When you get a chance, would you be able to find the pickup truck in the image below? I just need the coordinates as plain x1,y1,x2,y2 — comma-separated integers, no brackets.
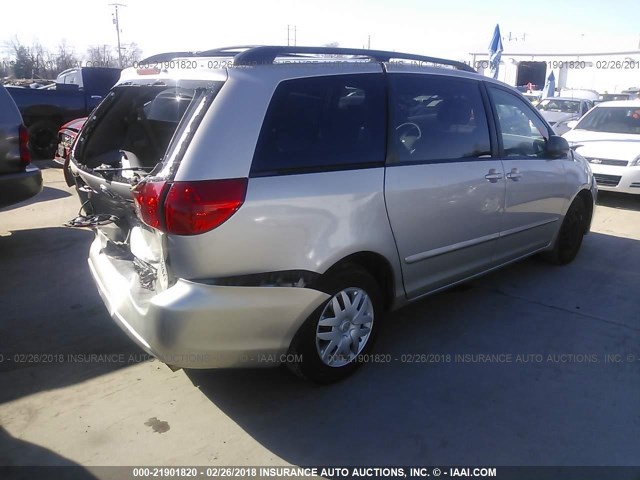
6,67,120,158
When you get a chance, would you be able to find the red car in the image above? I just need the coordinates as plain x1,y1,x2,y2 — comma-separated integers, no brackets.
55,117,86,186
54,117,86,166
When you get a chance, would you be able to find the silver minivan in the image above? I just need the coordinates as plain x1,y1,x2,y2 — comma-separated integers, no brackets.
68,46,596,383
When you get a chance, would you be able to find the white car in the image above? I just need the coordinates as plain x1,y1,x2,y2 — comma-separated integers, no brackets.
563,100,640,194
537,97,593,135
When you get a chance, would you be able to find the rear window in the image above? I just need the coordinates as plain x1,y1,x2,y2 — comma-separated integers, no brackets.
251,73,386,175
75,82,223,170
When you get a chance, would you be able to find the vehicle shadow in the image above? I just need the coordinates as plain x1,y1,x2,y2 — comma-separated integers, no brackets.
32,159,62,170
0,427,97,479
596,191,640,212
185,232,640,466
0,187,72,213
0,227,143,404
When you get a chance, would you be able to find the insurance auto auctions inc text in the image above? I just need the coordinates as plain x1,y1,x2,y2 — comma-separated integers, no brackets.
257,467,497,477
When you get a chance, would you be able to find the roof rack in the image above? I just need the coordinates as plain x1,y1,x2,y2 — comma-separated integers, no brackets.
233,46,476,72
141,51,200,64
140,46,259,64
139,46,475,73
199,45,262,56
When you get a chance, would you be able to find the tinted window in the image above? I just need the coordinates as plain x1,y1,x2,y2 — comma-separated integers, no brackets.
489,87,550,158
388,74,491,163
251,74,385,175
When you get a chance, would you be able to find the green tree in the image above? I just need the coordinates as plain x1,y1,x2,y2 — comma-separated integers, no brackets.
13,45,34,78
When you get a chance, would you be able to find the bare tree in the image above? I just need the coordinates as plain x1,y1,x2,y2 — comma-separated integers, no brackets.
3,36,24,58
13,49,35,78
3,36,126,81
86,45,118,67
120,43,142,68
3,36,32,78
31,41,58,79
55,40,80,73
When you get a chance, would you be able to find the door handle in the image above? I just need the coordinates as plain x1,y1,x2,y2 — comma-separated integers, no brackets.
506,169,522,181
484,169,503,183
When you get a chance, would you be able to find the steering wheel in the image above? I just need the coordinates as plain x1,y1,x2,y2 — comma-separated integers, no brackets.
396,122,422,153
137,107,163,160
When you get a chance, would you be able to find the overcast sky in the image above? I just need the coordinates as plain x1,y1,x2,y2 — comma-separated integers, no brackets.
2,0,639,60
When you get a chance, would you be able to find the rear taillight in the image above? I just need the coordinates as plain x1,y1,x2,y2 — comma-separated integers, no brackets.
132,178,247,235
132,181,167,229
19,125,30,167
164,178,247,235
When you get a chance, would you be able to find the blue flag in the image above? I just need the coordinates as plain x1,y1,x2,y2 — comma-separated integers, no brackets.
488,24,503,79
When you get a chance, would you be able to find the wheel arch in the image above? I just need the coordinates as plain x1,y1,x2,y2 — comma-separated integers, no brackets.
572,187,595,234
319,251,398,312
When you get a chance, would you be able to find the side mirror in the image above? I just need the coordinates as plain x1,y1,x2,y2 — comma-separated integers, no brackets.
546,135,570,158
566,120,578,130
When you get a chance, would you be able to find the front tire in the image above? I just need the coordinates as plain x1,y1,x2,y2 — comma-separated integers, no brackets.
545,196,587,265
287,265,383,384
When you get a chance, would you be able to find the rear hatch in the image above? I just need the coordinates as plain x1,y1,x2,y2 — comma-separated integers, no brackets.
69,78,224,291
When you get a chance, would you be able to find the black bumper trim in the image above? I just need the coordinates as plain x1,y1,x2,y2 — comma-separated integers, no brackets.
189,270,320,288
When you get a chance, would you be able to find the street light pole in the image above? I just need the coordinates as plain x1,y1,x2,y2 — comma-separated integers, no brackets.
110,3,126,68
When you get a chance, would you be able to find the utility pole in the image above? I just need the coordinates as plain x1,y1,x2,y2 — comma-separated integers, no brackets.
110,3,126,68
287,25,297,46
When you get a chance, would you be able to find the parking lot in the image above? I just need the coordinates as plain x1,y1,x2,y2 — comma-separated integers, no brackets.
0,161,639,468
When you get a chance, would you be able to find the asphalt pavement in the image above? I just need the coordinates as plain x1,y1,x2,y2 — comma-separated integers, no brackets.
0,161,638,470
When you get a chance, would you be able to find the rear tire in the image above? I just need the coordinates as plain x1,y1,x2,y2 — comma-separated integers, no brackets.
28,120,59,159
544,196,587,265
287,265,383,384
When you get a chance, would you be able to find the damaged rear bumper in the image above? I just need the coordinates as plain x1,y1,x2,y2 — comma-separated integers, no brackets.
87,236,329,368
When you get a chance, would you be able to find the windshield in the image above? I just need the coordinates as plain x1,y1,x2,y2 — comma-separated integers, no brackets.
537,99,581,113
600,94,630,102
576,107,640,134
